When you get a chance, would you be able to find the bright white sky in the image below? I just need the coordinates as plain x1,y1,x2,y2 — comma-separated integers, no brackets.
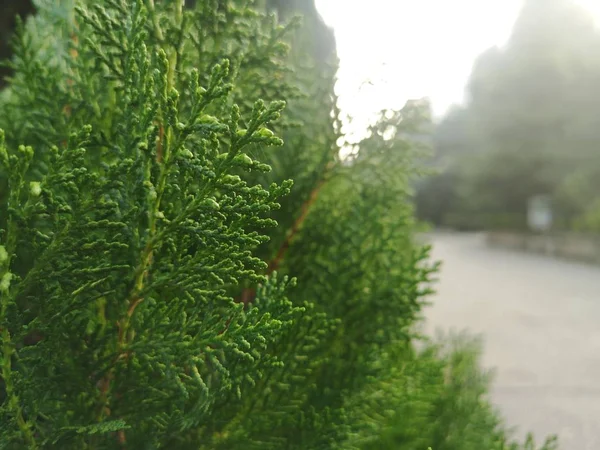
315,0,600,141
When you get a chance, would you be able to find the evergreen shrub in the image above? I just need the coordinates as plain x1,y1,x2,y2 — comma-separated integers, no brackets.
0,1,558,449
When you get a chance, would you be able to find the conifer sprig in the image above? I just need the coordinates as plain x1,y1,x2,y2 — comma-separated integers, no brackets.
0,1,297,447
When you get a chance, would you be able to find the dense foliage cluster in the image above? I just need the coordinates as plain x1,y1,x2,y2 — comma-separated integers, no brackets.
1,1,558,449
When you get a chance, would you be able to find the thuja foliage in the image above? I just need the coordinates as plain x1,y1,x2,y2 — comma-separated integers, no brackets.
1,0,558,449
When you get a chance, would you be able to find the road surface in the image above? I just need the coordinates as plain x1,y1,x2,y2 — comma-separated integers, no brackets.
423,232,600,450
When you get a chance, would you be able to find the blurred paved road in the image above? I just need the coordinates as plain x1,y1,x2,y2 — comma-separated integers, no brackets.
423,232,600,450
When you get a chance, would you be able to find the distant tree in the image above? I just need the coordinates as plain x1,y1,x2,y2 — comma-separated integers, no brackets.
416,0,600,231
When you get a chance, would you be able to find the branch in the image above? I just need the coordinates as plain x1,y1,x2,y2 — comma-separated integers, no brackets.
236,176,328,306
267,179,325,274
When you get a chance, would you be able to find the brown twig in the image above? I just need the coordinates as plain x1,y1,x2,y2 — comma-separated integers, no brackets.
239,287,256,306
236,178,327,305
267,179,326,274
96,106,164,446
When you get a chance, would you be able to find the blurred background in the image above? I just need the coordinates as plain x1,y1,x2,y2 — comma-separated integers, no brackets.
313,0,600,449
317,0,600,233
